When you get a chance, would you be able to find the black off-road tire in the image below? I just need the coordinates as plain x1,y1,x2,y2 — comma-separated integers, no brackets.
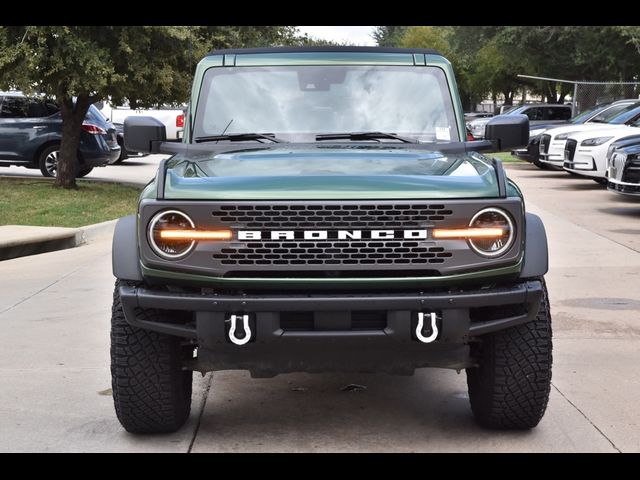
466,279,552,430
110,279,193,434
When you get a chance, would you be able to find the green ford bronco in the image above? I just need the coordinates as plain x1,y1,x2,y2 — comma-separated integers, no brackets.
112,47,551,433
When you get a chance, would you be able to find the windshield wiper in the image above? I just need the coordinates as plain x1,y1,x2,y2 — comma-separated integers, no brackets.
194,133,286,143
315,131,419,144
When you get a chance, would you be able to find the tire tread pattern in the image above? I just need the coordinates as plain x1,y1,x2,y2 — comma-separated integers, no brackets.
110,279,192,434
467,278,552,429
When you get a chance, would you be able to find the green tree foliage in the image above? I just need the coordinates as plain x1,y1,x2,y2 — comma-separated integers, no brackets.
0,26,298,189
372,26,408,47
618,26,640,55
387,26,640,111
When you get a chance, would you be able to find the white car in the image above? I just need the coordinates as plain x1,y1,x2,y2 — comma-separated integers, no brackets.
539,103,640,167
540,103,640,168
607,140,640,196
95,100,185,141
562,125,640,181
538,124,626,167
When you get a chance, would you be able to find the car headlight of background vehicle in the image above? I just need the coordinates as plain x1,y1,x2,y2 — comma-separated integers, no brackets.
529,128,546,137
581,136,613,147
555,132,575,141
467,208,515,257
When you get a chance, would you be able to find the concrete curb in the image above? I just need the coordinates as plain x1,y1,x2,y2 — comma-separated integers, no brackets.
0,218,119,261
81,219,119,243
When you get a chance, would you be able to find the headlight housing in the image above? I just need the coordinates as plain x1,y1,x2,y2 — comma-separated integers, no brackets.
555,132,574,141
529,128,546,137
148,210,196,259
581,136,614,147
467,208,515,257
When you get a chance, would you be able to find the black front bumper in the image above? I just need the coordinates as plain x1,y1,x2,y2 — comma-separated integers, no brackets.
608,181,640,196
511,137,541,162
119,280,543,376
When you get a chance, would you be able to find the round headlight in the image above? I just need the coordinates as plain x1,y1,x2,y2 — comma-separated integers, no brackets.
468,208,515,257
148,210,195,259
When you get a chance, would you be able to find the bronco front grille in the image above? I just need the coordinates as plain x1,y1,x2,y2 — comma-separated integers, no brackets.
139,198,525,279
211,203,453,229
213,240,453,266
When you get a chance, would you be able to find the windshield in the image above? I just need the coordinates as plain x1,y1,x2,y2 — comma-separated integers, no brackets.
193,65,460,143
503,105,520,114
605,104,640,124
569,103,610,124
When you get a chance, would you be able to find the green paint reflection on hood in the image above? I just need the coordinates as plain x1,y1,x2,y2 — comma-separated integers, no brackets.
163,146,500,200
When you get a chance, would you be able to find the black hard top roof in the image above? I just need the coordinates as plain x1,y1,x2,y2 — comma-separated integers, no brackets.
206,46,443,57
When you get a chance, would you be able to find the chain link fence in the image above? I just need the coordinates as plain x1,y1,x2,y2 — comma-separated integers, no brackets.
517,75,640,116
573,82,640,114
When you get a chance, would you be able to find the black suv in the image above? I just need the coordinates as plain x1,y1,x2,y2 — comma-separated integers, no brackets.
0,92,120,177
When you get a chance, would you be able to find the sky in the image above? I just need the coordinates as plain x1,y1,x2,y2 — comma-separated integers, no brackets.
296,26,377,46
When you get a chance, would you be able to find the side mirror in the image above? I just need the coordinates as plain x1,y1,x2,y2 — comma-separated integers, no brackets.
485,114,529,151
124,116,166,153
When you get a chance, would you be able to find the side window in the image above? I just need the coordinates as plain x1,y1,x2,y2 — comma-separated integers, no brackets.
546,107,572,120
26,98,49,118
0,96,53,118
0,96,30,118
524,107,543,121
44,101,60,116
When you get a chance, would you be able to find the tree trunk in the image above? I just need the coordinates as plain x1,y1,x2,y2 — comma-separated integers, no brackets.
546,81,558,103
55,94,91,189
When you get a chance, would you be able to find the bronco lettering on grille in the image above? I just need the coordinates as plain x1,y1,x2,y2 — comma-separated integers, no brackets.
238,230,429,240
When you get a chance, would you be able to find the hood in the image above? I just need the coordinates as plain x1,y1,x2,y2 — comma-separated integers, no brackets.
568,125,639,142
547,123,628,138
162,145,501,200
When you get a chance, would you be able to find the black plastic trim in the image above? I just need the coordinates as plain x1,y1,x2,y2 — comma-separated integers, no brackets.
112,215,143,282
520,213,549,279
119,280,543,340
493,158,508,197
206,46,442,57
155,158,167,200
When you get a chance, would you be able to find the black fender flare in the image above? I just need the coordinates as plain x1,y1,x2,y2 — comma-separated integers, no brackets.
520,212,549,279
112,215,143,282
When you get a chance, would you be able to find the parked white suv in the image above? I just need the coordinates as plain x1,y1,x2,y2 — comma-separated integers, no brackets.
563,124,640,182
95,100,185,141
539,103,640,168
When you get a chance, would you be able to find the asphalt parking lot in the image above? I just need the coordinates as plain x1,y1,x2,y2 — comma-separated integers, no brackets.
1,160,639,452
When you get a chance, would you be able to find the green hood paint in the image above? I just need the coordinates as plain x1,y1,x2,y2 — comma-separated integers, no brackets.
162,146,501,200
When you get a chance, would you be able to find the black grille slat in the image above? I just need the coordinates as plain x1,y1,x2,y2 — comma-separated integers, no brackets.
213,240,451,266
565,139,577,161
211,203,453,229
280,311,387,331
540,134,551,154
